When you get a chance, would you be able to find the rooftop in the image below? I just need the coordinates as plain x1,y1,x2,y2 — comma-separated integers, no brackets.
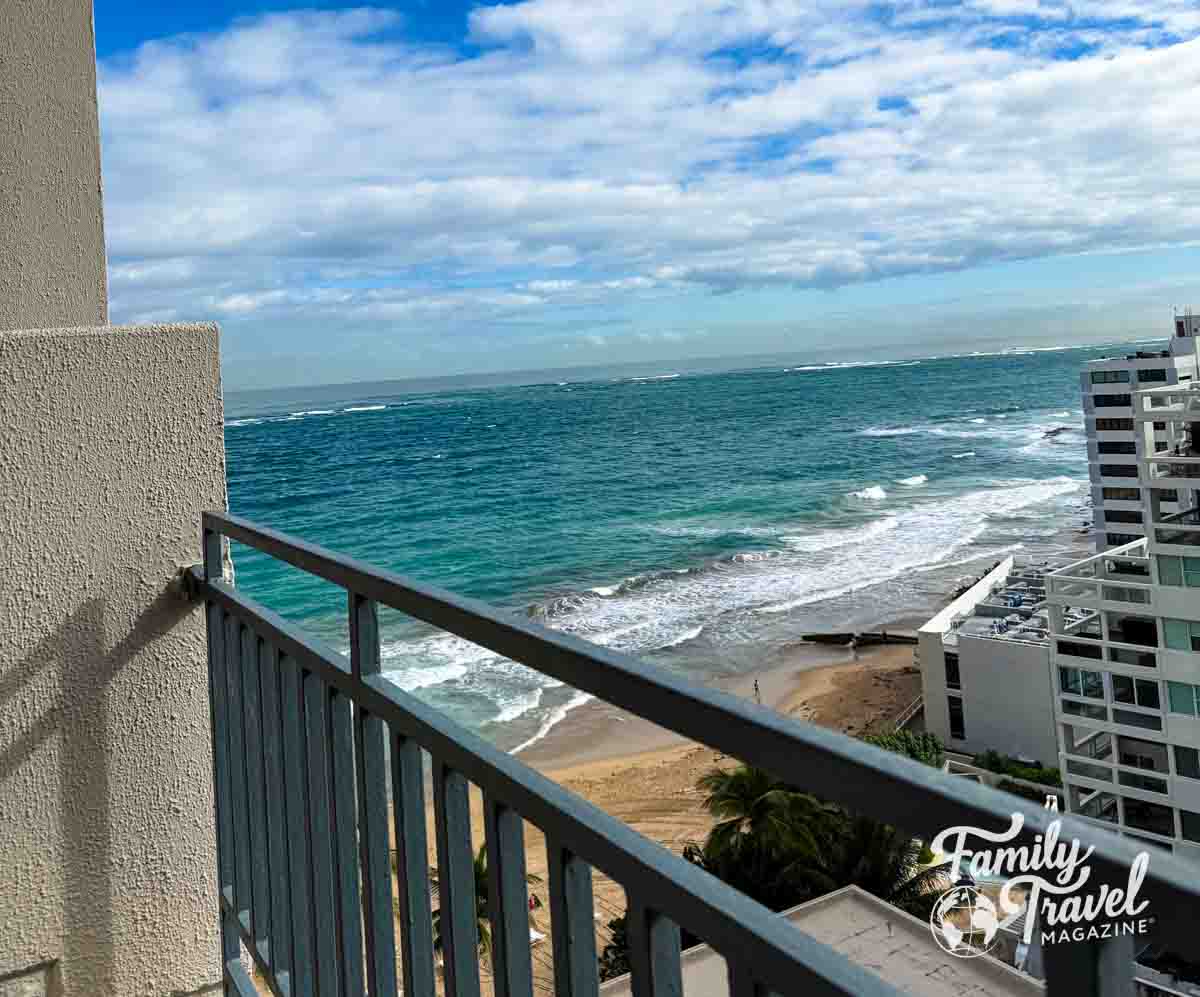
599,887,1043,997
938,560,1061,648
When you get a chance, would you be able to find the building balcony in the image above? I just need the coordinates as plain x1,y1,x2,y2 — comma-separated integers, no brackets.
189,510,1200,996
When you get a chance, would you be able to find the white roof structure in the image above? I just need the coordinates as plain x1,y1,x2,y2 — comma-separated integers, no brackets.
599,886,1043,997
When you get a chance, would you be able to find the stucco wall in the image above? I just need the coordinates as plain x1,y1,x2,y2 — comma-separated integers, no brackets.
0,0,108,330
0,324,225,995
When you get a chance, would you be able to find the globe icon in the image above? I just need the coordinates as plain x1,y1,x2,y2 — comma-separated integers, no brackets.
930,885,1000,958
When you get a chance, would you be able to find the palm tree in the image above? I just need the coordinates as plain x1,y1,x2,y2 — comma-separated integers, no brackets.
429,843,542,959
801,814,950,921
686,765,841,911
696,765,838,863
690,761,949,921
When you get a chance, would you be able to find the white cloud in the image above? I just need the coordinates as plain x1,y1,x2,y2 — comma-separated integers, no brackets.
97,2,1200,365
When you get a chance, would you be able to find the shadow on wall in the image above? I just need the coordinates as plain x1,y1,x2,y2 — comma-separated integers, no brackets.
0,586,193,995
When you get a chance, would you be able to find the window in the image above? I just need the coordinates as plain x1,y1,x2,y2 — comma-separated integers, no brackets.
1097,420,1135,433
1183,811,1200,843
1099,464,1138,478
1092,370,1131,384
1124,799,1174,837
1067,759,1111,781
1138,368,1169,383
1120,770,1168,793
1108,646,1156,668
1058,640,1102,660
944,651,960,691
1175,746,1200,779
1107,533,1140,547
1104,509,1143,524
1112,708,1161,731
1164,619,1200,652
1168,681,1200,715
1154,421,1167,431
1117,735,1166,770
1094,394,1132,407
1098,464,1138,479
1103,486,1140,501
1098,441,1137,455
1111,675,1160,709
1060,666,1104,698
948,696,965,740
1063,700,1107,721
1161,489,1179,502
1158,556,1200,588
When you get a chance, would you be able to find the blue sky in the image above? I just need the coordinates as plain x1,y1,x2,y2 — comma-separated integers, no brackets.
93,1,1200,388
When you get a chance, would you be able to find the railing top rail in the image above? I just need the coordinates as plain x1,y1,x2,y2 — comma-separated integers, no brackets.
200,509,1200,945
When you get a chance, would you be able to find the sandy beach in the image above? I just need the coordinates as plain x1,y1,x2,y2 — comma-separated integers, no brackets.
414,638,923,991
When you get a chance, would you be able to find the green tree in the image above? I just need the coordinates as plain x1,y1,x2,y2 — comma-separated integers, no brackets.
862,730,944,768
799,814,949,921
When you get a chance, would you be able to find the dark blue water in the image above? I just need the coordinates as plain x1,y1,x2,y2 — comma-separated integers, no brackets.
224,345,1115,750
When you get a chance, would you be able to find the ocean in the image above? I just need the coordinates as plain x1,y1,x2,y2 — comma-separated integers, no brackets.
223,343,1118,753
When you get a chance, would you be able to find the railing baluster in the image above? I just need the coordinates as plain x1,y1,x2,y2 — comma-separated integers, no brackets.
433,761,482,997
224,614,252,924
241,627,271,962
349,594,397,996
483,794,534,997
260,641,292,987
204,584,239,993
281,657,316,997
392,733,436,997
329,687,365,996
304,672,341,997
627,902,682,997
726,959,761,997
547,842,598,997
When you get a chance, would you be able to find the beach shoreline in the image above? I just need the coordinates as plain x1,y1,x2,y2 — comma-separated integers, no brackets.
522,635,924,778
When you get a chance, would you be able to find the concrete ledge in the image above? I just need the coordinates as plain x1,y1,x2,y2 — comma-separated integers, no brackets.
0,323,226,995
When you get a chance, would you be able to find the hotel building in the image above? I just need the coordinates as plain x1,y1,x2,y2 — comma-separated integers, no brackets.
1082,313,1200,551
1046,366,1200,861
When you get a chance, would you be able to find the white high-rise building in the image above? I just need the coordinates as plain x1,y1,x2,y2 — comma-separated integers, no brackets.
1046,350,1200,861
1081,312,1200,551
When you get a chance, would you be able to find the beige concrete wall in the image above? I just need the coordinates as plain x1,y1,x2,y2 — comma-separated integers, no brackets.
0,324,225,995
0,0,108,330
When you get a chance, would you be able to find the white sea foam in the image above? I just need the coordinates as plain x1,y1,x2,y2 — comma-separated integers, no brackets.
952,451,976,458
590,584,618,596
850,485,888,500
512,691,592,754
781,516,899,552
344,404,386,412
786,360,920,373
627,373,681,382
289,409,335,416
860,426,920,437
225,418,264,427
493,687,544,724
379,476,1083,749
969,418,987,424
661,624,704,648
897,474,928,486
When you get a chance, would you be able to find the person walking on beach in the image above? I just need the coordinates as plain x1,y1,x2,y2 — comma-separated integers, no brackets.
848,634,859,662
753,679,761,705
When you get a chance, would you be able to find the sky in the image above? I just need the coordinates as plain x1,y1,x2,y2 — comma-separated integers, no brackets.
93,1,1200,388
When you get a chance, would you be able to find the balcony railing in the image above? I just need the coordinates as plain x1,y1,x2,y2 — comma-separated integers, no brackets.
192,510,1200,997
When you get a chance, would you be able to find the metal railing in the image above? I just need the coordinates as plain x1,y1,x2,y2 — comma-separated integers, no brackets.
193,510,1200,997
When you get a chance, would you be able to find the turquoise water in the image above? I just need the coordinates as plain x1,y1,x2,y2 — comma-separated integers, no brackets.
224,345,1114,750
